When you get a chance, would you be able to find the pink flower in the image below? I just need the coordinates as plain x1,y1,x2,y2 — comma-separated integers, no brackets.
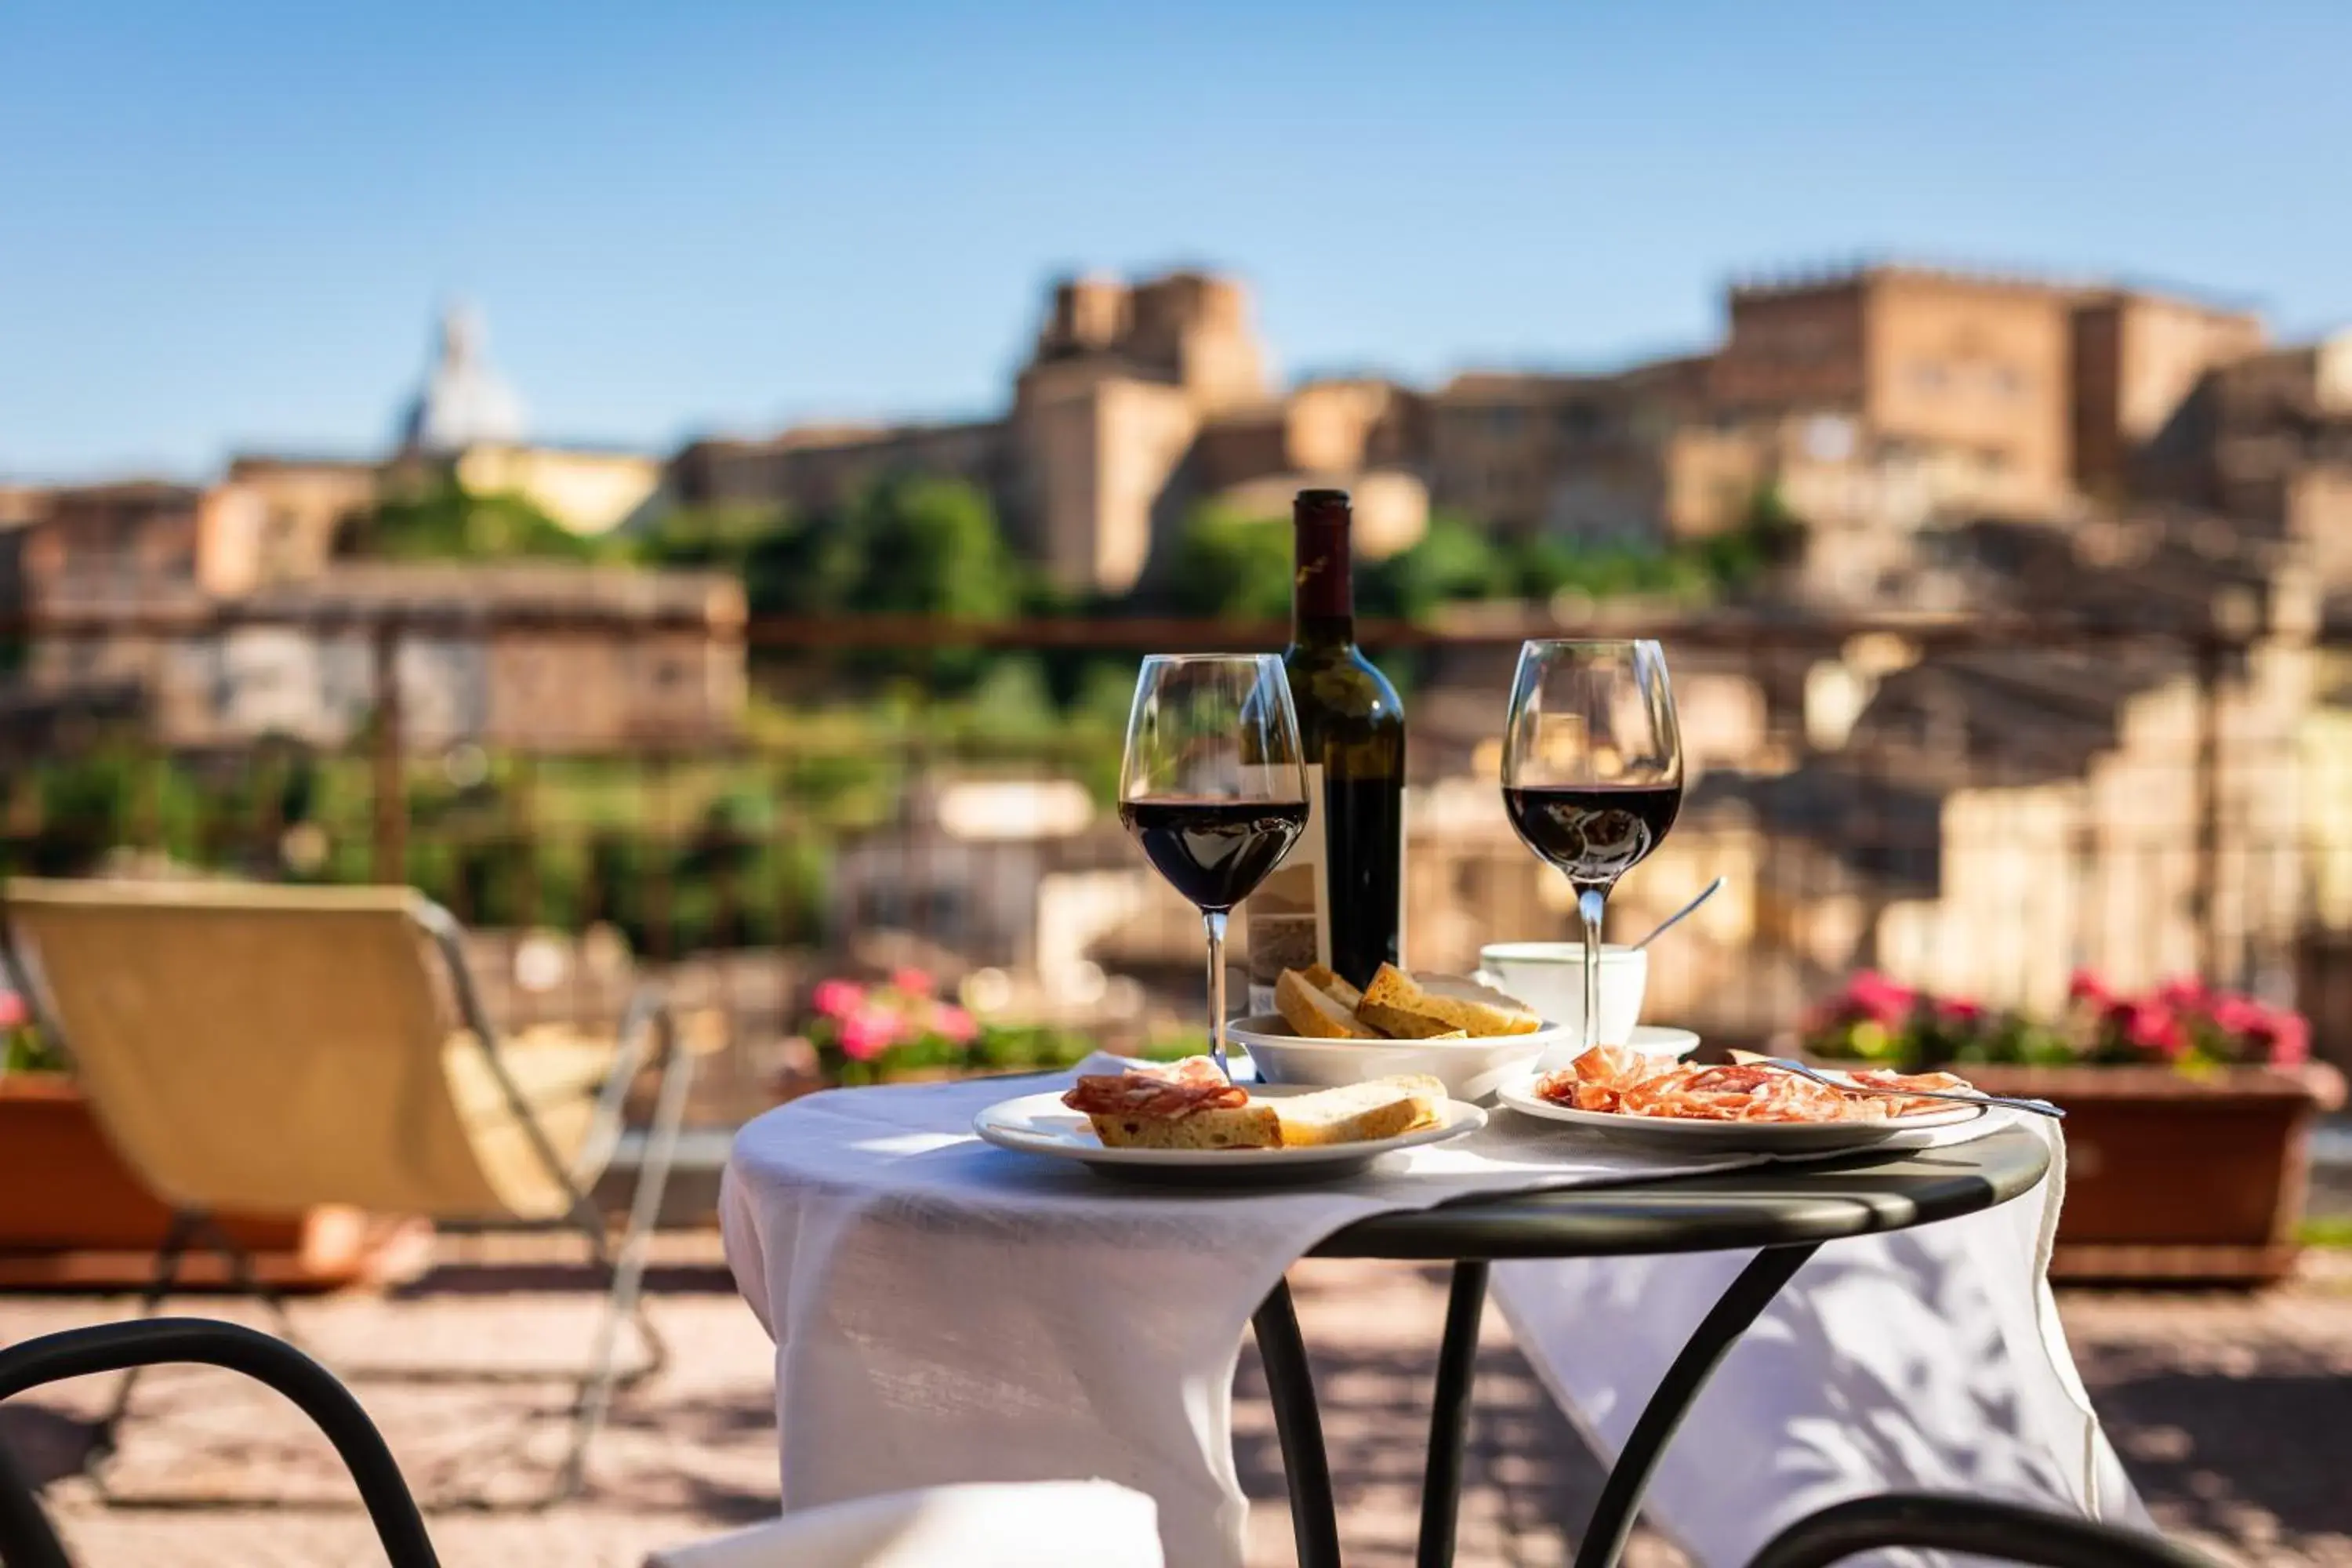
2067,970,2113,1007
1937,997,1987,1025
812,980,866,1021
930,1004,978,1046
0,991,26,1031
2208,993,2267,1037
2156,976,2209,1012
2239,1011,2314,1072
1846,971,1916,1028
2121,1000,2186,1060
2263,1011,2311,1068
891,967,935,997
837,1007,902,1062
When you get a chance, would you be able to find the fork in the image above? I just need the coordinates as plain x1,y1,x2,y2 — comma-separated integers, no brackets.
1753,1057,2066,1120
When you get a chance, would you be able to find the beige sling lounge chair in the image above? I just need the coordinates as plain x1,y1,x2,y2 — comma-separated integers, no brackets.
1,877,695,1501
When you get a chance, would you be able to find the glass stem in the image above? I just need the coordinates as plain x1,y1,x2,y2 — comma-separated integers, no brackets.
1577,886,1606,1054
1204,909,1232,1082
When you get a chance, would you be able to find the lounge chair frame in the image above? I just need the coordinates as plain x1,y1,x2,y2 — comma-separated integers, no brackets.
2,881,694,1502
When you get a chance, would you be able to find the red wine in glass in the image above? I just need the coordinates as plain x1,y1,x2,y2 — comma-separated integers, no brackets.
1119,653,1310,1080
1500,638,1683,1057
1119,799,1309,913
1502,783,1682,890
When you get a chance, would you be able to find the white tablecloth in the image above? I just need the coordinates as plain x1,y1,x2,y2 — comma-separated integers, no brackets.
720,1062,2147,1566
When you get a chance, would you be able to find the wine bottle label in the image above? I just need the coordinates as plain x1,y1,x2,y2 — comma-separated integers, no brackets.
1244,764,1327,1014
1243,768,1408,1013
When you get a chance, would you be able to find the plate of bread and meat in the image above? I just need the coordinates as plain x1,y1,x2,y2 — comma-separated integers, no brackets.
1224,963,1696,1102
973,1056,1485,1184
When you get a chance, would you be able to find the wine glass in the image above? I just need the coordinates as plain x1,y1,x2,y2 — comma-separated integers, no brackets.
1120,655,1310,1081
1501,640,1683,1058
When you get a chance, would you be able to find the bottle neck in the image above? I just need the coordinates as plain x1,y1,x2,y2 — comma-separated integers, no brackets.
1292,515,1355,648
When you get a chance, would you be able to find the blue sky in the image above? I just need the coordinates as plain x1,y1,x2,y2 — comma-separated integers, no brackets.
4,2,2347,480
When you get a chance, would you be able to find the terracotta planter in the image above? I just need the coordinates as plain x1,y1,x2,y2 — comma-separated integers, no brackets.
0,1076,428,1292
1961,1063,2345,1287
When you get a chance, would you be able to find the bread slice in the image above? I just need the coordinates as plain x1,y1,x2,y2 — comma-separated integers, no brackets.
1276,967,1381,1039
1273,1075,1446,1147
1087,1102,1283,1150
1299,964,1364,1011
1357,965,1541,1037
1353,1000,1468,1039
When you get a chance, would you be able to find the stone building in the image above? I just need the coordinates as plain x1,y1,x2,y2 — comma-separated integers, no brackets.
1425,363,1715,542
670,270,1431,595
3,487,746,753
1711,264,2080,510
2137,332,2352,579
2069,289,2267,502
216,458,379,586
657,260,2304,598
100,562,746,753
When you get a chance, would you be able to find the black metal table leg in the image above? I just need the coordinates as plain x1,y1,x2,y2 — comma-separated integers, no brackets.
1572,1242,1820,1568
1417,1259,1490,1567
1252,1276,1342,1568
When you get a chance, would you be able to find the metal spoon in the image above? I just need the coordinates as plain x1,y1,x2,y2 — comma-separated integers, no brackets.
1753,1056,2066,1120
1629,877,1726,952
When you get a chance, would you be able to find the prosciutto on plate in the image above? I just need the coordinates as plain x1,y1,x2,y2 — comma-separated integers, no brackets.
1534,1047,1974,1123
1062,1056,1250,1119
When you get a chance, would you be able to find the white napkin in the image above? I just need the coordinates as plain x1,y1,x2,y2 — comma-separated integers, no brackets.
721,1060,1753,1568
641,1478,1163,1568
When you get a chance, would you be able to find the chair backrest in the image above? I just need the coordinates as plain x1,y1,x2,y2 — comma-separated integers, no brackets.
0,1319,439,1568
3,878,544,1220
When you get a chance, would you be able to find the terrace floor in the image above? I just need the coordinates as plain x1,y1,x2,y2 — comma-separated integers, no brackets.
1,1236,2347,1566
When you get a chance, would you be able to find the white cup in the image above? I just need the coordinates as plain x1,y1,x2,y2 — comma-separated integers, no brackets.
1476,942,1647,1047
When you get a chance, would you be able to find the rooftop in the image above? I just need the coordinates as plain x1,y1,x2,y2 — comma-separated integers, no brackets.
1727,258,2263,317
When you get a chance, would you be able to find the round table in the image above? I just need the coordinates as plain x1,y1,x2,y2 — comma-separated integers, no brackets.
1245,1123,2053,1568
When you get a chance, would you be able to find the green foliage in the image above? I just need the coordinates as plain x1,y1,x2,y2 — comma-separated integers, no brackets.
2300,1216,2352,1250
20,747,207,876
844,476,1021,620
1740,481,1807,564
652,477,1022,626
361,475,601,562
1,1022,61,1074
628,503,782,572
1361,510,1510,622
1166,503,1294,622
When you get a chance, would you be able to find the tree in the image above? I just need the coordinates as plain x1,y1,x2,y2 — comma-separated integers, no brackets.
1363,510,1510,622
1166,503,1294,621
845,476,1021,621
742,511,865,622
360,474,601,562
630,503,784,572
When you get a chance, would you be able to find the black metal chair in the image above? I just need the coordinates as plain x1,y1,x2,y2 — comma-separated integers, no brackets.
0,1319,1173,1568
0,1319,440,1568
1746,1491,2223,1568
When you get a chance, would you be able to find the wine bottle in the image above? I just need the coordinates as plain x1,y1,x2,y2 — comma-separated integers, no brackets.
1243,488,1407,1010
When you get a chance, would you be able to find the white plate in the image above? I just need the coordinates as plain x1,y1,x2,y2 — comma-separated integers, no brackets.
973,1083,1487,1185
1494,1073,1983,1153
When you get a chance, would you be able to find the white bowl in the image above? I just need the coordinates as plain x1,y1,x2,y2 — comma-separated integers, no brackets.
1476,942,1647,1046
1225,1013,1569,1102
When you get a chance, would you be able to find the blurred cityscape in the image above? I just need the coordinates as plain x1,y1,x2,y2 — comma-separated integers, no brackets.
6,256,2351,1125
